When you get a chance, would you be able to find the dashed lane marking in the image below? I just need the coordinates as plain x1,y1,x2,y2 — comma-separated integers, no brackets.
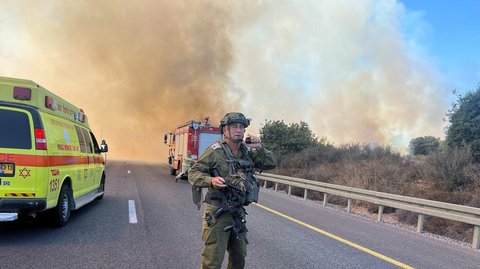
129,200,138,224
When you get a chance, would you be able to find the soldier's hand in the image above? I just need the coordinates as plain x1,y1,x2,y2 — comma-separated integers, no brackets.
211,176,227,189
245,134,263,149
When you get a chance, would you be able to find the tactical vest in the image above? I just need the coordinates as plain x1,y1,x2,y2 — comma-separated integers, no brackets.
219,143,259,206
192,143,260,209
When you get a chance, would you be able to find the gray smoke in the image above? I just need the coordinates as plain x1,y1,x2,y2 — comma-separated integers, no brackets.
0,0,448,159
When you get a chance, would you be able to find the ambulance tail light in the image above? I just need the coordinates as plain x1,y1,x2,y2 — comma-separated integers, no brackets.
35,128,47,150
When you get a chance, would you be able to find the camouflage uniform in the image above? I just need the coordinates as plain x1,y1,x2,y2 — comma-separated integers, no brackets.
176,154,195,181
189,139,276,269
182,154,195,172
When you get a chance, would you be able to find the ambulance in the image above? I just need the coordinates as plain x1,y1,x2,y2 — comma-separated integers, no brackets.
0,76,108,226
164,118,222,176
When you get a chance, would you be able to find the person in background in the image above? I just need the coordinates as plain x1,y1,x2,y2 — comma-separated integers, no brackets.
176,150,196,182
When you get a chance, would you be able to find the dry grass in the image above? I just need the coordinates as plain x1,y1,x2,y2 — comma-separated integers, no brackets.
270,143,480,243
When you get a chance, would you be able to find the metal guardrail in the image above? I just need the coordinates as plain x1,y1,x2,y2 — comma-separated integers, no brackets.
257,172,480,249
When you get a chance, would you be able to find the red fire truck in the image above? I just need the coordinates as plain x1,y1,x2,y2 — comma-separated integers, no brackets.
164,117,222,176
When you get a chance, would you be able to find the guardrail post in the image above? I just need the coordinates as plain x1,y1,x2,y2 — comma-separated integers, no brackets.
288,186,291,196
377,205,384,222
473,225,480,249
263,180,267,188
323,193,329,206
304,189,308,201
347,199,352,213
416,214,424,233
274,183,278,191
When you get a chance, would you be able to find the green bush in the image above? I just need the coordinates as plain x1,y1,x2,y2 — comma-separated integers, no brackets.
446,85,480,162
260,120,320,156
409,136,440,155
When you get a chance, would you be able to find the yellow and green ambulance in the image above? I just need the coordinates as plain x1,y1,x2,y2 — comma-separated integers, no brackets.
0,76,108,226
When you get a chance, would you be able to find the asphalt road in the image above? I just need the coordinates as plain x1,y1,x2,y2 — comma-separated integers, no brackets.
1,160,479,269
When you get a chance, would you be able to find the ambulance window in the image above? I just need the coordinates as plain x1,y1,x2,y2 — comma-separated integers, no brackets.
90,132,101,154
74,125,87,153
0,109,32,149
81,128,93,154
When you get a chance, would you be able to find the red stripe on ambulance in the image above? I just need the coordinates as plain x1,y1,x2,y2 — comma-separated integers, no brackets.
2,154,92,167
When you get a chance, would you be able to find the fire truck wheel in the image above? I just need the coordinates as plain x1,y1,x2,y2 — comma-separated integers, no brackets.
51,184,72,227
170,167,177,176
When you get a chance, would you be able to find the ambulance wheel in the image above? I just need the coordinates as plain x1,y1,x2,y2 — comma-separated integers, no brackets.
96,175,105,200
170,167,177,176
52,184,72,227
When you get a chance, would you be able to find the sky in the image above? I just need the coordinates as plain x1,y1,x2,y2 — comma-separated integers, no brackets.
0,0,479,160
402,0,480,95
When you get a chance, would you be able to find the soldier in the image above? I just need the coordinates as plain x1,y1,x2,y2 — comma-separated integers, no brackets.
176,150,196,182
189,112,277,269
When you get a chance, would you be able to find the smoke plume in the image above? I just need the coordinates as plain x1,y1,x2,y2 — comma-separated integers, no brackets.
1,0,241,160
0,0,448,160
230,0,447,149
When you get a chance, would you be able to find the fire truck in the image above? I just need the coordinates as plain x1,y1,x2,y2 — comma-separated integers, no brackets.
164,117,222,176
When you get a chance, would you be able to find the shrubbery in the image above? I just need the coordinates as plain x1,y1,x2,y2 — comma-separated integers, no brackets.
446,84,480,162
260,120,320,156
409,136,440,155
260,117,480,243
259,84,480,242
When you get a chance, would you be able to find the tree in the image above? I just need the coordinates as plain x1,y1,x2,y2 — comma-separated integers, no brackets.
259,120,318,155
446,84,480,161
409,136,440,155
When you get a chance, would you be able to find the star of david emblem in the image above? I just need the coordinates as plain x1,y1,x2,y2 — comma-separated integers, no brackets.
19,167,31,179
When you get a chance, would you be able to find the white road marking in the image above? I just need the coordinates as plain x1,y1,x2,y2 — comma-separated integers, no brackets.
128,200,138,224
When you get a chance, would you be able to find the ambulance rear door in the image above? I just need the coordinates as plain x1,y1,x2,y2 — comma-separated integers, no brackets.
0,106,40,199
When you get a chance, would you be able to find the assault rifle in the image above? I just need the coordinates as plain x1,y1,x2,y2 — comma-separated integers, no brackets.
210,168,249,244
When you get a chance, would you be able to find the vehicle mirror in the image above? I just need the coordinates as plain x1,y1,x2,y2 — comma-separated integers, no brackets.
100,140,109,153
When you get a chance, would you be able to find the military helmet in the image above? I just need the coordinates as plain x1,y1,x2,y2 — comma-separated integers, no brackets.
220,112,250,130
